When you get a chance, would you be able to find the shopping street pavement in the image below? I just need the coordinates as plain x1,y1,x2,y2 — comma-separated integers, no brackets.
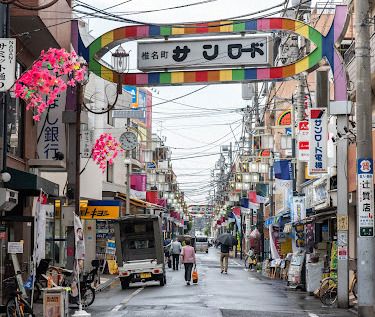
83,248,356,317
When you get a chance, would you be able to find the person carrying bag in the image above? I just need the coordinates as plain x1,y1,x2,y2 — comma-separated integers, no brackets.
180,239,196,285
192,264,198,284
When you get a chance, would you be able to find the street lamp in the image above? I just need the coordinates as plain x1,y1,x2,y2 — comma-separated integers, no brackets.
112,45,132,216
111,45,129,72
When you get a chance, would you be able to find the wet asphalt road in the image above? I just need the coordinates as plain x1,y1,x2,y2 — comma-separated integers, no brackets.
86,248,355,317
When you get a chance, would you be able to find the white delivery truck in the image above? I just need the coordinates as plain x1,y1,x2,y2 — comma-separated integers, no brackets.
115,214,166,290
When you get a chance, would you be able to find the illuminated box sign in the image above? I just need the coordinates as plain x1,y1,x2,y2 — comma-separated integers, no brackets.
137,36,273,71
81,200,120,219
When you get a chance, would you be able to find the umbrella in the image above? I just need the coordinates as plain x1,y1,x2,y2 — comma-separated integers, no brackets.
163,239,171,247
217,233,237,246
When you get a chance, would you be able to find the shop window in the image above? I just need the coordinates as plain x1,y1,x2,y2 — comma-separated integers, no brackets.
7,63,24,158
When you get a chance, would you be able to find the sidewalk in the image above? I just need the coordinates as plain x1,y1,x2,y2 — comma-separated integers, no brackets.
231,256,358,315
32,274,118,316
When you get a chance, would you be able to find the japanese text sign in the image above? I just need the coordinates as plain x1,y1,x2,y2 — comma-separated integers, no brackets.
37,90,66,160
297,120,309,162
81,206,120,219
292,196,306,223
0,39,15,92
137,36,272,71
309,108,327,174
357,158,374,237
81,129,94,158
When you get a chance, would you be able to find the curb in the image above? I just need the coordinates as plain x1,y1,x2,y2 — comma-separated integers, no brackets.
95,276,119,292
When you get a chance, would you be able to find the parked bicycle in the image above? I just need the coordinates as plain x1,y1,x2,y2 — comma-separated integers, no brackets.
4,275,34,317
318,269,357,306
24,259,51,302
56,266,96,307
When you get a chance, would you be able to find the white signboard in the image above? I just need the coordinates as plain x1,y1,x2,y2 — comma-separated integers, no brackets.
292,196,306,223
309,108,327,174
37,91,66,160
297,120,309,162
188,205,213,214
81,129,94,158
8,241,23,254
357,158,374,237
0,39,16,92
137,36,273,71
112,110,145,119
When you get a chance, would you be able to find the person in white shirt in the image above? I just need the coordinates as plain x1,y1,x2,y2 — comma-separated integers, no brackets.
170,238,182,270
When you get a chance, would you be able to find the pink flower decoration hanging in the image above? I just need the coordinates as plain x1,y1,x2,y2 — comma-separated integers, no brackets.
13,48,87,121
92,133,123,172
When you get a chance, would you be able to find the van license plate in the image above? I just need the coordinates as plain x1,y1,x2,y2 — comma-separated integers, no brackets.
140,273,151,278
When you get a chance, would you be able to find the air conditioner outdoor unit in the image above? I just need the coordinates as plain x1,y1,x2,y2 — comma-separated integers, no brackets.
0,188,18,211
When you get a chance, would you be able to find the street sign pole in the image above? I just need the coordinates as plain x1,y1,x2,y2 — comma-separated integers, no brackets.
355,0,375,315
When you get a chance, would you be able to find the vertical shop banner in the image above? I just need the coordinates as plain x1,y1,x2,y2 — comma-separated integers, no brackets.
309,108,327,174
291,196,306,223
37,90,67,160
34,192,47,265
0,39,16,91
357,158,374,237
74,214,85,260
297,120,309,162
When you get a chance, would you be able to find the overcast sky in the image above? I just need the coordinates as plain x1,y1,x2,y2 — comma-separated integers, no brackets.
78,0,317,204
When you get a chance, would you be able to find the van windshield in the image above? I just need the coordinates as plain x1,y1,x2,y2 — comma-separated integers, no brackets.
196,237,208,242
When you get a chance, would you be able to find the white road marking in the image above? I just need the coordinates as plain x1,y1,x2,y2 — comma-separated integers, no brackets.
308,313,319,317
111,305,122,312
111,287,145,312
121,287,145,304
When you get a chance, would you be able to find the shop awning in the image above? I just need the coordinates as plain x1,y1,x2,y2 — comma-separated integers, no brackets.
4,167,59,196
115,192,165,209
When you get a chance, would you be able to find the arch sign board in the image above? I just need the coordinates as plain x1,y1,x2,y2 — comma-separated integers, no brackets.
79,5,348,102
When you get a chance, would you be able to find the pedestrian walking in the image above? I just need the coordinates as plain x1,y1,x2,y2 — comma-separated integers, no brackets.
247,247,256,271
180,239,196,285
170,238,182,270
220,243,230,274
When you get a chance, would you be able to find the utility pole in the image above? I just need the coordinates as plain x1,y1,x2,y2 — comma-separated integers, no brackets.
355,0,375,316
126,118,131,215
0,2,8,305
295,75,305,193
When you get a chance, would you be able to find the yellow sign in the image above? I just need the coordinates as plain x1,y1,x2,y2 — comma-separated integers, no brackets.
80,206,120,219
337,216,349,231
107,260,119,274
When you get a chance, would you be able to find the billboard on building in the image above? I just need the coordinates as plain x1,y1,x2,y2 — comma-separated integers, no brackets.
137,36,273,71
309,108,328,174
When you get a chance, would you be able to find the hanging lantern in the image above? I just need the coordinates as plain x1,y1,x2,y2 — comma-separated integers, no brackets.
249,161,259,173
259,162,269,174
242,173,251,183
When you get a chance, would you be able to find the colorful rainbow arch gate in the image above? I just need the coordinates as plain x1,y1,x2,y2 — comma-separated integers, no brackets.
79,5,349,102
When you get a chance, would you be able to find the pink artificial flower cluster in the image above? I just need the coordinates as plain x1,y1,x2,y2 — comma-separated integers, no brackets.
92,133,123,172
14,48,87,121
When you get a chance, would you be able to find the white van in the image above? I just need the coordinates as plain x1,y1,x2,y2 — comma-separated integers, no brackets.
195,236,209,253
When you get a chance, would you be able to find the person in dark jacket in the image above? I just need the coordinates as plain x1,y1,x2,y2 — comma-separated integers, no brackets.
220,243,230,274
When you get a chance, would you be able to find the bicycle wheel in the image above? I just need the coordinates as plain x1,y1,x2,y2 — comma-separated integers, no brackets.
6,297,21,317
319,277,336,299
81,287,95,307
321,288,337,306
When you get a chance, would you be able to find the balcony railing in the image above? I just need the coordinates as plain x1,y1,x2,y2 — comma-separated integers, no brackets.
344,33,375,86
